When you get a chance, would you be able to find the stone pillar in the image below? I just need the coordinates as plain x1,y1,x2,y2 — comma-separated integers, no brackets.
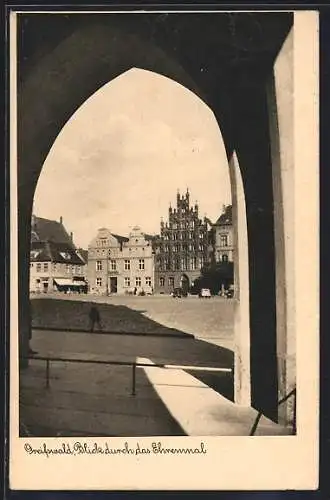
18,206,32,370
267,28,295,425
229,152,251,406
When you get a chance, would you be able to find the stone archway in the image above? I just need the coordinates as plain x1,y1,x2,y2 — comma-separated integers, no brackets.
16,12,294,423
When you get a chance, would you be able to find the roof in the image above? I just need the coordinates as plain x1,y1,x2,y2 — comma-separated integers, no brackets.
215,205,232,226
144,233,157,242
111,233,129,244
77,248,88,263
30,240,85,265
31,216,75,247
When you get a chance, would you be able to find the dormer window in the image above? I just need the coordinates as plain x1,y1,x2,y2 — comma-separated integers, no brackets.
30,250,41,260
60,252,71,260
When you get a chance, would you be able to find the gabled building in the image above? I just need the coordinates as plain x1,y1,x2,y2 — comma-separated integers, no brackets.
87,226,154,295
211,205,234,263
30,215,87,294
154,189,212,294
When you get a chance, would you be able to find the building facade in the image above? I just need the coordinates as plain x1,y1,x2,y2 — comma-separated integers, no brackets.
87,226,154,295
211,205,234,263
29,215,87,294
154,189,212,294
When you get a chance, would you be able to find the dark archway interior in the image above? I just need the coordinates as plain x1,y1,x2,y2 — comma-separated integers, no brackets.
17,12,293,421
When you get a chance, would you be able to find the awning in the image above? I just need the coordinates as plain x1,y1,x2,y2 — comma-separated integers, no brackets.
54,278,86,287
54,278,74,286
72,280,87,286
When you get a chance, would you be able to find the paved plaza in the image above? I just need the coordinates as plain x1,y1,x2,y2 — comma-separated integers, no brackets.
20,295,291,437
31,294,235,349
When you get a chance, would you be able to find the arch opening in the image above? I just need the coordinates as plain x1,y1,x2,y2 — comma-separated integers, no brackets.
17,14,298,435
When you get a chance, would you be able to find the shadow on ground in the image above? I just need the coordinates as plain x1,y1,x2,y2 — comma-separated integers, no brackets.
23,297,235,435
20,362,186,437
31,298,192,337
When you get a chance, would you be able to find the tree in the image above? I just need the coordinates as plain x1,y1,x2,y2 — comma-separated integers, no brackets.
190,261,234,295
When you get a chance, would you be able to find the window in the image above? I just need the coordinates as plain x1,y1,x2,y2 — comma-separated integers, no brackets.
100,238,108,247
124,277,131,287
136,277,141,287
110,259,116,271
199,232,204,239
222,254,229,262
30,263,33,268
165,258,170,271
160,276,165,287
36,263,41,272
124,260,130,270
53,263,57,272
43,263,48,272
66,264,70,274
181,258,186,270
139,259,145,270
220,234,228,247
199,243,204,251
96,277,102,287
76,266,81,274
168,276,174,287
96,260,102,271
199,257,204,269
145,277,152,286
190,231,194,239
175,258,180,270
173,233,178,240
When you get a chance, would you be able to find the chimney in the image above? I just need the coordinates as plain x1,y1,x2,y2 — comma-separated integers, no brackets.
60,216,63,224
70,232,73,242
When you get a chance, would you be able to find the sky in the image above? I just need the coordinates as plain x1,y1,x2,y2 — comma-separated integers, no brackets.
33,68,231,249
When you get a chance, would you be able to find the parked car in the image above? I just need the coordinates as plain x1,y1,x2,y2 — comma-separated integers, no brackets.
171,287,182,298
199,288,212,298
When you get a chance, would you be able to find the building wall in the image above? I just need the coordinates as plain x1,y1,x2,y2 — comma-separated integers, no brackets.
213,224,234,263
29,261,86,293
87,227,154,295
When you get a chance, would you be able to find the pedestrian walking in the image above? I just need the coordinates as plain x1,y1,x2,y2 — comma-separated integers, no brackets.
89,304,102,332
